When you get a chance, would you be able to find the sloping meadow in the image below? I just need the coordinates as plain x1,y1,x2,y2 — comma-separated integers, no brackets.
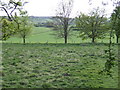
1,43,119,88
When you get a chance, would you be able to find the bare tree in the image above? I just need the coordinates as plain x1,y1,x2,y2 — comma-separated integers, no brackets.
54,0,74,44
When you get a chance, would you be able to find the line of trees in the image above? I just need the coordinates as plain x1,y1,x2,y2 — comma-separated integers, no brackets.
52,0,120,44
53,7,119,44
0,0,120,44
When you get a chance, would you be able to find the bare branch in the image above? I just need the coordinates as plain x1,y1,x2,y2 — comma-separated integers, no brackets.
0,7,12,21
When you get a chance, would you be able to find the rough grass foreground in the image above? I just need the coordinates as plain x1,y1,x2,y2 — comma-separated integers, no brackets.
2,43,118,88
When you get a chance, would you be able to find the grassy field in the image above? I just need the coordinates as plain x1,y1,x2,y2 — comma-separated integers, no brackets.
2,43,118,88
4,27,116,43
1,26,119,88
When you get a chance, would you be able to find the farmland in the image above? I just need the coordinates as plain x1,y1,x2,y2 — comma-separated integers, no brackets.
2,43,118,88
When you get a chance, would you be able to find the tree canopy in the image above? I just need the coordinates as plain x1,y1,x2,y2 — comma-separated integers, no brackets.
111,6,120,43
76,8,109,43
0,0,28,40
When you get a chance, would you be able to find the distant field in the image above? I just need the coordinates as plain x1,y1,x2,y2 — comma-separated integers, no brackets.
2,43,118,88
3,27,116,43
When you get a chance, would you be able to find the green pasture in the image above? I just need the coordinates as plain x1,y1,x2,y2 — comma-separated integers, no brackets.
3,27,116,43
1,26,119,88
2,43,118,88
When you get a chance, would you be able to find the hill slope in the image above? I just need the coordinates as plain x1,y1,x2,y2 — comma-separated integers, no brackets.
29,16,53,23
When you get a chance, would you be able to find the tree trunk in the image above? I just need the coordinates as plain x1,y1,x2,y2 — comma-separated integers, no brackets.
92,30,95,43
116,35,119,43
64,29,67,44
23,37,25,44
64,35,67,44
64,18,68,44
92,37,95,43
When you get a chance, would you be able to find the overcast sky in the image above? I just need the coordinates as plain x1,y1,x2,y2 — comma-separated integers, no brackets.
0,0,115,17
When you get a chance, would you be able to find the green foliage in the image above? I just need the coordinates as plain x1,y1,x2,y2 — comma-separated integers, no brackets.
101,6,120,76
111,6,120,43
0,18,16,40
76,8,109,43
0,0,28,40
29,16,53,24
102,46,116,75
34,21,54,28
16,15,33,44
